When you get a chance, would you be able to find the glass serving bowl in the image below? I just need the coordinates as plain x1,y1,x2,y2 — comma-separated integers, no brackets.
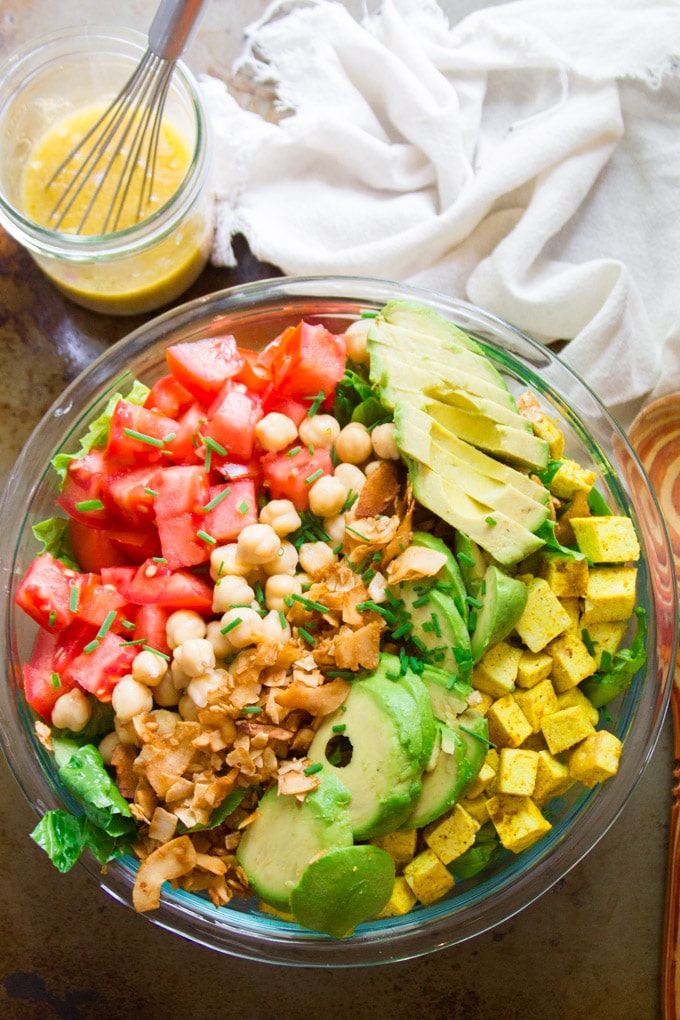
0,276,676,966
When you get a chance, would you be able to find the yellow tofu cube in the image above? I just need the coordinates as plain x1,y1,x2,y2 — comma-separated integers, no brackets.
404,849,455,905
540,553,589,598
519,730,548,752
514,677,559,732
459,795,491,827
556,686,599,726
532,749,575,806
559,598,582,634
580,620,628,669
516,649,553,689
548,632,598,693
467,689,494,716
541,705,597,755
568,730,623,787
481,748,500,795
581,566,638,624
528,411,565,459
486,793,552,852
377,876,418,918
371,829,418,872
515,577,572,652
424,803,481,865
472,641,523,698
465,760,497,799
487,694,533,748
570,516,640,564
496,747,539,796
550,459,597,499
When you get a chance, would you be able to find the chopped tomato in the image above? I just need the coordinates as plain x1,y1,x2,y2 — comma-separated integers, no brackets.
164,401,206,465
22,629,77,722
154,464,211,569
106,400,178,464
101,560,213,612
62,628,137,702
57,449,111,527
201,478,258,541
259,321,346,403
107,526,162,563
166,335,245,405
15,554,82,632
205,381,262,462
132,603,172,657
69,520,134,572
261,445,334,511
103,464,160,527
233,348,273,396
144,374,194,419
261,392,311,427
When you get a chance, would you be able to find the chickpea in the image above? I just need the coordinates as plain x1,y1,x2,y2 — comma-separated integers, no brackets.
237,522,281,565
98,730,120,765
173,638,216,678
170,657,190,690
165,609,206,651
255,412,298,452
219,606,264,649
262,539,298,577
148,709,181,736
298,414,340,450
334,462,366,495
258,499,302,537
187,668,226,708
371,421,400,460
334,422,372,464
344,318,371,365
308,474,347,517
209,542,253,580
178,693,199,721
132,648,167,687
112,676,154,722
153,669,182,708
212,574,256,614
264,573,303,612
51,688,92,733
323,514,346,545
257,609,292,644
298,540,336,577
205,619,236,659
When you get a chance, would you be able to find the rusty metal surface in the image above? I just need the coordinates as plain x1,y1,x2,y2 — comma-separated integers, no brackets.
0,2,671,1018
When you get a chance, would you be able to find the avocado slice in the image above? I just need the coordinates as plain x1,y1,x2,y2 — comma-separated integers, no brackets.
393,578,473,681
307,670,427,840
469,564,529,662
419,662,473,725
379,299,487,355
427,400,549,472
236,771,353,912
454,531,488,599
290,844,395,939
411,530,469,623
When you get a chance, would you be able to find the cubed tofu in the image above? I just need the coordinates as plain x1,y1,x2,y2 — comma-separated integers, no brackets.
468,689,494,716
465,760,497,799
515,577,572,652
581,566,638,624
539,552,589,598
472,641,523,698
570,516,640,564
550,459,597,499
486,793,552,852
530,412,565,459
519,730,548,752
371,829,418,872
424,803,481,865
556,687,599,726
496,747,539,796
516,649,554,689
559,598,582,634
514,677,559,732
568,730,623,787
532,749,575,806
486,694,533,748
404,849,455,905
459,795,491,827
548,632,598,693
377,876,418,918
580,620,628,669
541,705,596,755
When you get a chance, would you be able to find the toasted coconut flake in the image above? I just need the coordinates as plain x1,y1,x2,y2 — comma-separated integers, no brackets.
277,761,321,798
133,835,197,912
333,621,382,671
386,544,447,583
111,742,138,800
355,460,401,518
275,676,350,716
34,721,53,751
148,806,178,843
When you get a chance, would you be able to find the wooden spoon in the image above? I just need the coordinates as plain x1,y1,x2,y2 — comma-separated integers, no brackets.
628,393,680,1020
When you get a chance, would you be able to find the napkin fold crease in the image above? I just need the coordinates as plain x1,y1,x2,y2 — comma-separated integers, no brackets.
200,0,680,427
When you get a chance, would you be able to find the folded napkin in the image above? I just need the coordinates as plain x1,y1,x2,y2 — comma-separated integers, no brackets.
199,0,680,429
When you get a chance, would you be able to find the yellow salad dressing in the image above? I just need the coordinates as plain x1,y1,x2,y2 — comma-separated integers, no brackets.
20,105,212,314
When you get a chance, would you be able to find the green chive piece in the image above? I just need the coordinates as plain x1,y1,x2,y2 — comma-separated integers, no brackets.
83,639,99,654
278,610,287,629
75,498,105,513
197,529,217,545
204,436,227,456
600,650,612,671
485,516,497,526
581,628,596,655
51,672,61,689
286,446,302,458
220,616,243,635
303,761,323,775
144,487,159,498
69,585,80,613
298,627,316,646
291,593,328,614
120,619,136,631
204,448,213,473
458,552,475,567
162,432,176,443
202,487,232,512
48,610,57,628
143,645,171,660
345,525,370,541
304,468,324,486
305,390,326,417
96,610,117,640
237,501,250,515
241,705,263,714
331,724,347,734
122,428,164,448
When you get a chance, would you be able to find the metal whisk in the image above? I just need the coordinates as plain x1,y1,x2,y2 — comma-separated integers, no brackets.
49,0,209,235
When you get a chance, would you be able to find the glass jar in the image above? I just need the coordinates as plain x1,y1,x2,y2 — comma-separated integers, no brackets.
0,26,214,315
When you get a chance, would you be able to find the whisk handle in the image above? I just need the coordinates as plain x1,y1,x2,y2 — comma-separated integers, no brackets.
148,0,211,61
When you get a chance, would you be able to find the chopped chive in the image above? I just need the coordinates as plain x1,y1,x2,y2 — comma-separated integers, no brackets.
162,432,176,443
431,612,441,638
458,551,475,566
144,487,159,498
143,645,170,660
291,593,328,614
355,600,398,625
286,446,302,458
326,669,355,680
305,390,326,416
122,428,164,448
411,635,428,653
307,444,315,455
237,501,250,515
581,628,596,655
202,487,232,512
392,622,412,640
340,490,359,514
204,447,212,473
298,627,316,646
51,672,61,689
152,557,168,564
459,724,496,747
466,595,483,608
600,650,612,671
204,436,227,456
69,585,80,613
468,610,477,631
304,468,324,486
345,525,370,541
331,723,347,733
278,610,287,629
48,610,57,628
332,542,344,555
197,529,217,545
83,639,99,654
220,616,243,635
485,515,497,526
303,761,323,775
96,610,117,640
242,705,263,714
411,593,431,608
119,637,148,647
120,619,136,631
75,498,105,512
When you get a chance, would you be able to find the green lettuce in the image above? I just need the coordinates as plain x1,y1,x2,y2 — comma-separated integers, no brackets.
581,607,647,708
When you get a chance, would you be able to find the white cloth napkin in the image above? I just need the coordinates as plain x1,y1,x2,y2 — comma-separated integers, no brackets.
199,0,680,429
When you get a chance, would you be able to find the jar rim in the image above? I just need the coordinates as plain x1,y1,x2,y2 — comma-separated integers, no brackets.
0,24,211,261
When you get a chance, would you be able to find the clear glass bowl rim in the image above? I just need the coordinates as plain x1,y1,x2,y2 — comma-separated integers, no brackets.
0,274,675,967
